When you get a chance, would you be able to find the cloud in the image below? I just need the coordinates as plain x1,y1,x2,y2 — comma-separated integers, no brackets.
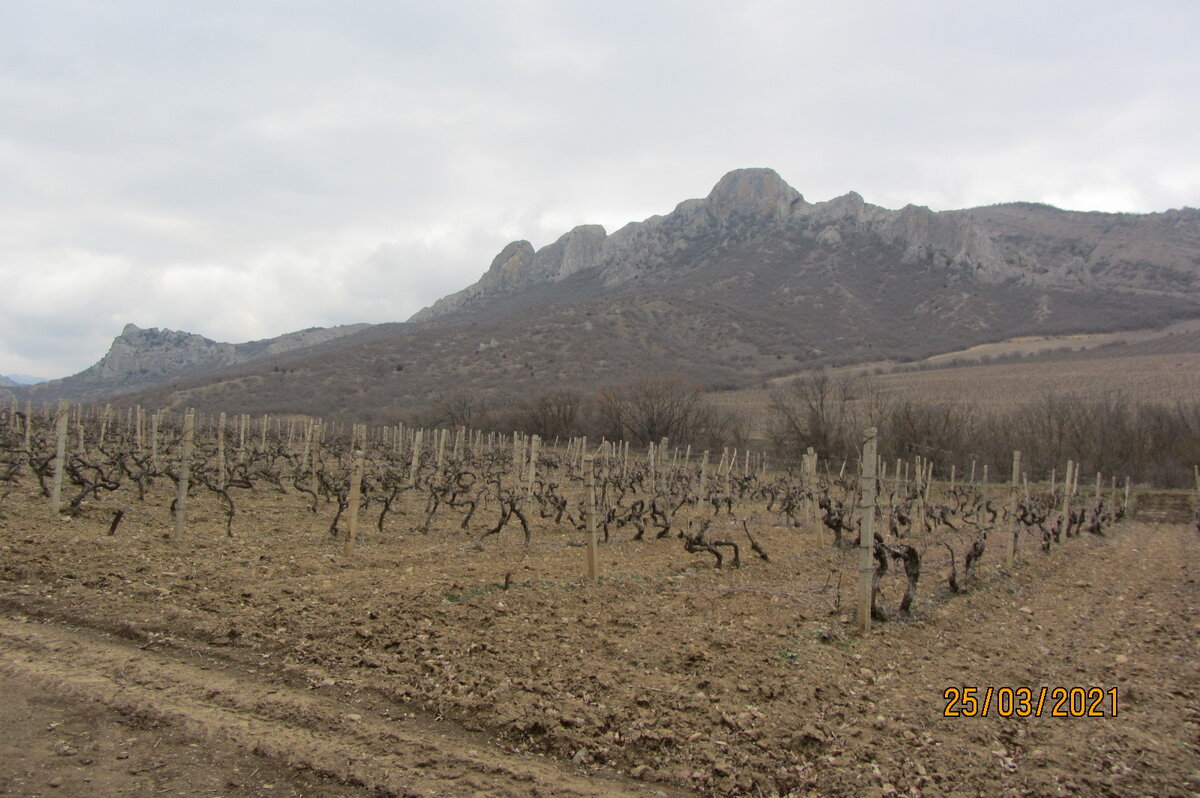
1,1,1198,377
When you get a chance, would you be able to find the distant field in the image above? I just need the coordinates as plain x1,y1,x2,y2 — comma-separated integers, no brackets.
717,327,1200,439
853,317,1200,374
869,346,1200,408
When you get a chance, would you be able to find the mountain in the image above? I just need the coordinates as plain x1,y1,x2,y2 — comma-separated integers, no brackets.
414,168,1200,321
18,322,372,403
0,375,18,389
42,169,1200,420
5,374,47,386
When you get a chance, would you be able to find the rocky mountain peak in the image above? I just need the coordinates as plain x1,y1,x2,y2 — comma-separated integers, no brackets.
706,167,804,219
481,240,536,290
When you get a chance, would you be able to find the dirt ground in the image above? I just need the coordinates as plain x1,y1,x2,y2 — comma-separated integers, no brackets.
0,480,1197,797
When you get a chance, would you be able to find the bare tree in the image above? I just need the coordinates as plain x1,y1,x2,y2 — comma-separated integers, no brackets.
434,391,484,429
523,390,582,439
767,372,859,461
597,376,726,446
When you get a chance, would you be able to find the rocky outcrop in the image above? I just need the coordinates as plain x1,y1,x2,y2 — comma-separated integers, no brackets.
22,322,372,402
412,226,609,321
410,167,1200,322
706,167,805,220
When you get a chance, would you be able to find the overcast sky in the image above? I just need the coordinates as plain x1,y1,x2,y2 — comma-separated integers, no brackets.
2,1,1197,379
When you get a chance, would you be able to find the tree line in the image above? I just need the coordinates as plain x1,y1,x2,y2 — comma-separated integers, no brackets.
415,373,1198,488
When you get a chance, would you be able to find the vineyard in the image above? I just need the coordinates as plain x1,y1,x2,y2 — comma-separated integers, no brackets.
1,401,1197,797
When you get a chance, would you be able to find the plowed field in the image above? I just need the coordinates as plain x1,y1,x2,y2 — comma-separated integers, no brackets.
1,483,1196,797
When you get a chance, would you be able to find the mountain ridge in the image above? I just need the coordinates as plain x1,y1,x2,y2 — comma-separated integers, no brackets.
412,168,1200,323
11,168,1200,416
14,322,372,403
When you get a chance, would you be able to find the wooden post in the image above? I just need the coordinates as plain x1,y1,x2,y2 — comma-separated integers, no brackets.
914,458,927,535
343,449,365,557
806,447,818,523
50,400,69,515
22,396,32,453
173,409,195,540
151,413,160,473
1061,460,1074,537
585,455,599,582
648,442,657,489
237,414,247,462
310,422,321,503
409,429,423,486
216,412,227,491
99,404,111,449
526,434,540,491
1006,450,1020,567
700,450,709,494
723,448,732,495
300,419,313,470
857,427,878,634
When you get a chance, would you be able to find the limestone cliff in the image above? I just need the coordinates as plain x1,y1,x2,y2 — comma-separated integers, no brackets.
411,167,1200,322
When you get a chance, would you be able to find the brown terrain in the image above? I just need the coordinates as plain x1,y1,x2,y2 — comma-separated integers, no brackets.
1,452,1197,797
712,323,1200,440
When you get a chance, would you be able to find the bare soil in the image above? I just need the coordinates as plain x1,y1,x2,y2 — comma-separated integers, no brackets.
1,481,1197,797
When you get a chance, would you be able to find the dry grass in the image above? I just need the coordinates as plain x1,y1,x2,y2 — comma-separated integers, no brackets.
713,335,1200,440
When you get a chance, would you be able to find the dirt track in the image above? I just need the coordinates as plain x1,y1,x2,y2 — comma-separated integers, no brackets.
0,616,669,797
1,486,1197,797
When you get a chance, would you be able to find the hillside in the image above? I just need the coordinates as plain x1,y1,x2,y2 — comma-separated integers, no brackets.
23,168,1200,419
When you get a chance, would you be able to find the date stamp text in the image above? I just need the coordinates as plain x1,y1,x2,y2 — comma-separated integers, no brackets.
942,686,1118,718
